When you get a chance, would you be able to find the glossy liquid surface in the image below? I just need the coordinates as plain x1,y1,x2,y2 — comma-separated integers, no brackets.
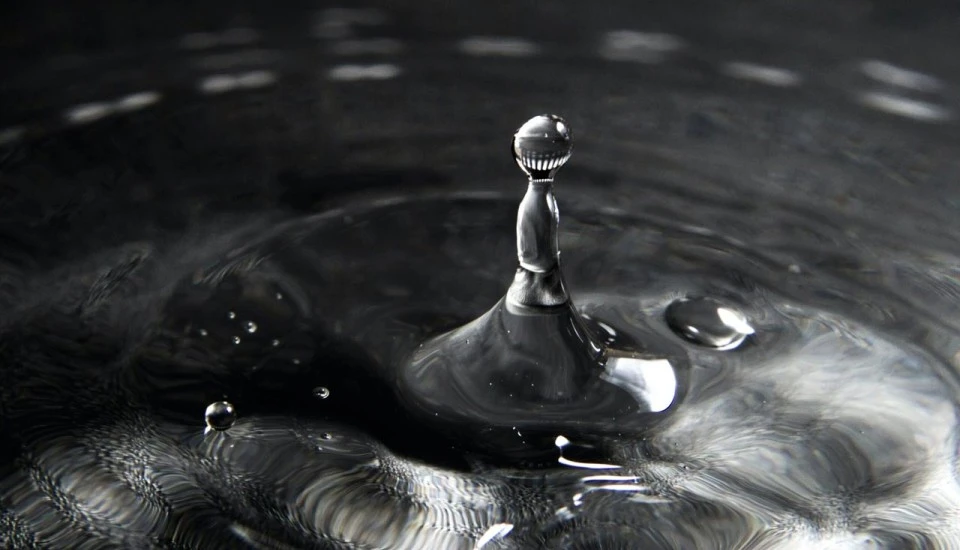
2,1,960,548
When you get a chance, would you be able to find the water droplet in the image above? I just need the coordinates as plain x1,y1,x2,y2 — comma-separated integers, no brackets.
233,336,241,345
245,321,257,333
313,386,330,399
508,114,573,307
664,297,754,350
198,329,208,337
512,114,573,181
271,339,280,347
204,401,236,431
228,311,237,320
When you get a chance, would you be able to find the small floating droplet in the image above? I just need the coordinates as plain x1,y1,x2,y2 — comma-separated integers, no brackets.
228,311,237,320
204,401,236,431
313,386,330,399
233,336,242,345
245,321,258,333
665,297,754,350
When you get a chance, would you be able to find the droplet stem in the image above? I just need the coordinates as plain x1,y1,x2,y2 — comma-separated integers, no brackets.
517,180,560,273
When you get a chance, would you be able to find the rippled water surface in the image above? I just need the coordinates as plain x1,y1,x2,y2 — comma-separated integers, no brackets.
2,1,960,548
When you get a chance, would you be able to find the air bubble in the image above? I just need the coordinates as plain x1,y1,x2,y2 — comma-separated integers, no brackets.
313,386,330,399
271,339,280,347
245,321,258,333
204,401,236,431
665,297,754,350
228,311,237,320
233,336,241,345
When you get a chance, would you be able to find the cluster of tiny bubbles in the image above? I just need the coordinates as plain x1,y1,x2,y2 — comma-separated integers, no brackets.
313,386,330,399
664,296,755,350
204,401,237,432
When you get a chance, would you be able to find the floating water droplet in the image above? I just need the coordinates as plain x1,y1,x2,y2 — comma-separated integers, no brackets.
245,321,257,333
664,297,754,350
271,339,280,347
204,401,236,431
228,311,237,320
233,336,241,345
313,386,330,399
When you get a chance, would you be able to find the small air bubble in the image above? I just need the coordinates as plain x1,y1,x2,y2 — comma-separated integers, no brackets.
233,336,242,345
228,311,237,320
275,292,283,300
204,401,236,431
313,386,330,399
245,321,258,333
199,329,208,337
320,432,332,440
271,339,280,347
665,297,754,350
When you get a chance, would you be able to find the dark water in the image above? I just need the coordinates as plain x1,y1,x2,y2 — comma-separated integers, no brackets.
2,2,960,549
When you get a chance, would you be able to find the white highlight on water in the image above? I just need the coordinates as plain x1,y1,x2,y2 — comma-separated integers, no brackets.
554,435,621,469
581,475,640,483
858,91,951,122
722,61,802,87
474,523,514,549
860,60,942,92
199,70,277,94
458,37,540,57
717,308,756,337
64,102,113,124
558,457,622,470
601,357,677,412
114,91,161,112
64,90,164,124
328,64,401,81
599,30,685,63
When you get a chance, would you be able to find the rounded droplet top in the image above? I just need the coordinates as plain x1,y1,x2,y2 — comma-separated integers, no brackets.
665,297,755,350
512,114,573,181
204,401,236,431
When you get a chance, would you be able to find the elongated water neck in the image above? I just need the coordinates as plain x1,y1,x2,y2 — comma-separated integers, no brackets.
507,115,573,308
